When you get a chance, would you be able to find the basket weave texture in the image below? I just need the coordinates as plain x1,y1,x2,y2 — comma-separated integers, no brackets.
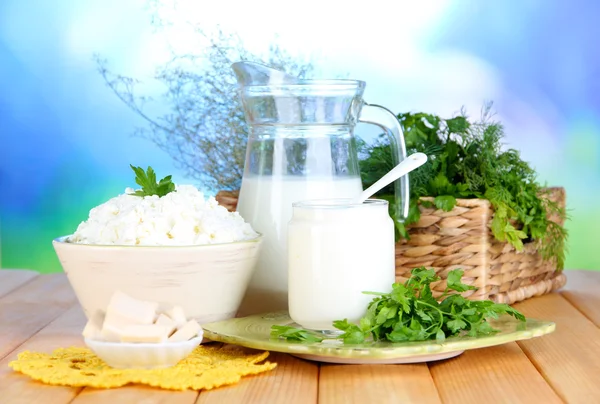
215,188,566,305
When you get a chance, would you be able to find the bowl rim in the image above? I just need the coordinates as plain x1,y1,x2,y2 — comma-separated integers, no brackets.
84,335,203,348
53,233,263,249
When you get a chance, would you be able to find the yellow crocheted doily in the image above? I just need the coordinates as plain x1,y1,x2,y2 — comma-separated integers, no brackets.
9,345,276,391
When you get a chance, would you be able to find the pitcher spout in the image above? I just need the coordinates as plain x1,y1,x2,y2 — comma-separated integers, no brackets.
232,61,368,126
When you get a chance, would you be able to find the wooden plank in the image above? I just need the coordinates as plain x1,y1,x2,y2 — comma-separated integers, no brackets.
319,363,441,404
0,269,39,298
0,273,73,305
73,386,197,404
514,293,600,403
561,270,600,327
429,343,561,404
0,274,78,360
196,353,317,404
0,305,85,404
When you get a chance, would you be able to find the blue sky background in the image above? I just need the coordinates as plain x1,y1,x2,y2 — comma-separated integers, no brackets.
1,0,598,272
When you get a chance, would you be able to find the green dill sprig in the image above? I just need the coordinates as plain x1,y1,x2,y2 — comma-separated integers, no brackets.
358,104,568,268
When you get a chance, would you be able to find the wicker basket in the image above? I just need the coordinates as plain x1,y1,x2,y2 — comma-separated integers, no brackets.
215,188,566,305
395,187,566,304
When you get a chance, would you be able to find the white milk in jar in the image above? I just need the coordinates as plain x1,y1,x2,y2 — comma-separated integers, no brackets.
288,199,395,331
236,176,362,315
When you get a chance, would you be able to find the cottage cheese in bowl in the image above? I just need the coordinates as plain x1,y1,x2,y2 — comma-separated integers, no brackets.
68,185,258,246
54,172,262,326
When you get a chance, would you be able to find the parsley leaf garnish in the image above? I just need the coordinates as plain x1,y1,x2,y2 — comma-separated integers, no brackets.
129,165,175,197
332,319,368,344
270,267,526,345
269,325,323,343
433,195,457,211
446,269,478,293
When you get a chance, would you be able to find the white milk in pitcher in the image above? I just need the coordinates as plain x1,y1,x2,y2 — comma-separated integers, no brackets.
288,199,395,331
236,175,362,315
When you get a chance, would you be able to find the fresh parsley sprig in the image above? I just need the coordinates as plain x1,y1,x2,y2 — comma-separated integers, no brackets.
344,267,525,344
270,267,526,345
270,325,324,343
129,165,175,197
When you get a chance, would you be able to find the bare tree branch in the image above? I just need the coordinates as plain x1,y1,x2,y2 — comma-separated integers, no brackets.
95,19,316,191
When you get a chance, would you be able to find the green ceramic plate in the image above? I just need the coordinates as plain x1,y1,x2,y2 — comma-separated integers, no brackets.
203,311,555,364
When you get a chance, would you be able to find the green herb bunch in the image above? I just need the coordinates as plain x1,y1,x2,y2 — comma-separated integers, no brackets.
271,267,525,344
359,105,567,268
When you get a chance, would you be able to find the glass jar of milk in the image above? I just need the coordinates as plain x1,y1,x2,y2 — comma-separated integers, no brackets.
288,199,396,332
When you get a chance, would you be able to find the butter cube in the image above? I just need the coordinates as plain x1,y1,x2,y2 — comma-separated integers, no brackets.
101,313,135,342
104,290,158,326
82,311,104,340
168,319,202,342
101,311,131,342
120,324,170,343
160,305,187,328
154,313,177,337
100,323,123,342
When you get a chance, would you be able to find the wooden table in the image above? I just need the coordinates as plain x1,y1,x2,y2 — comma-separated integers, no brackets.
0,270,599,404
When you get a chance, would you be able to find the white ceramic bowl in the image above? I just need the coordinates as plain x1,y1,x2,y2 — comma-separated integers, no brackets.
53,235,262,324
85,335,203,369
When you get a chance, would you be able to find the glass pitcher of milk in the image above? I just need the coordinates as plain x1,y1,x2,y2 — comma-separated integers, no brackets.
232,62,409,315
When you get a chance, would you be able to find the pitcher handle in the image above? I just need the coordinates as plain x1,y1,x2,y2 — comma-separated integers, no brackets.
358,103,409,222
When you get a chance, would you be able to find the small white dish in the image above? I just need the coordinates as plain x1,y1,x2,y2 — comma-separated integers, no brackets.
84,336,203,369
